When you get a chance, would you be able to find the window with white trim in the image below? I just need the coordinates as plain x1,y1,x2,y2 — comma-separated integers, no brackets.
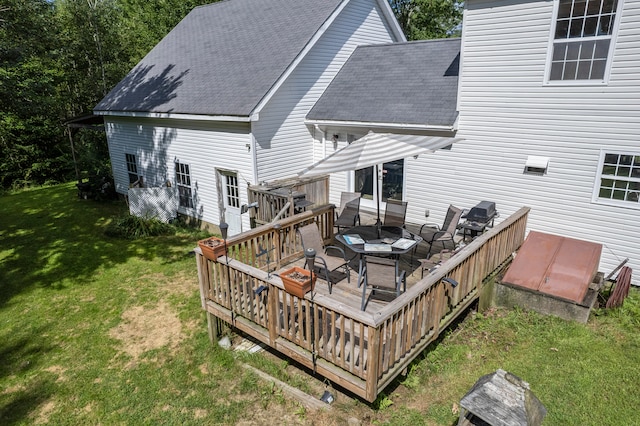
549,0,620,82
175,162,194,209
594,152,640,206
125,153,140,185
224,173,240,209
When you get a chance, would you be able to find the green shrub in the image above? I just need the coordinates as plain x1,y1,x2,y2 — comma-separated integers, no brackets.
105,214,175,239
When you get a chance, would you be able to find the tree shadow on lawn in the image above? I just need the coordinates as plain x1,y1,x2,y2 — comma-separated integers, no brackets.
0,324,57,425
0,183,196,307
0,378,55,425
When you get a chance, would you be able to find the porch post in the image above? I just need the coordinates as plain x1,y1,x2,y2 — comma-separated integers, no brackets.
366,326,381,401
267,282,278,345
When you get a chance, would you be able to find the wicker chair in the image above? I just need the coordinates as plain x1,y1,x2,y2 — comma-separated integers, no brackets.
419,205,463,257
334,192,361,232
297,223,350,293
357,256,406,311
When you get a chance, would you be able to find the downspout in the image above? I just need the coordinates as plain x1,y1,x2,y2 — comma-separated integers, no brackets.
250,128,259,185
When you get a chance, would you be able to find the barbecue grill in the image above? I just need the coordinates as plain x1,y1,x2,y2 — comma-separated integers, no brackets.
464,200,497,225
459,201,498,240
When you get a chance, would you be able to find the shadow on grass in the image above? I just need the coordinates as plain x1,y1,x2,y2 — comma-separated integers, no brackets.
0,325,56,424
0,378,54,425
0,332,54,380
0,183,198,307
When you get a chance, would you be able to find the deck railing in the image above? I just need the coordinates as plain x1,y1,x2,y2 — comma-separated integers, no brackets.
196,206,530,402
247,176,329,226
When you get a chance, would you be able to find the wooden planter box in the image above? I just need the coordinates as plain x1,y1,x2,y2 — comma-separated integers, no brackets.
280,266,316,298
198,236,227,261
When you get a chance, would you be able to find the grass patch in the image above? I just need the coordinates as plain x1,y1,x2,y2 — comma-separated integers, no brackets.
1,183,639,425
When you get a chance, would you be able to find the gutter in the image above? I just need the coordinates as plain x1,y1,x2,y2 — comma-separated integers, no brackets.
305,119,456,133
94,110,252,123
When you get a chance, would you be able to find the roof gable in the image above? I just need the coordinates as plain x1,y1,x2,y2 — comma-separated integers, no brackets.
306,38,461,127
95,0,344,116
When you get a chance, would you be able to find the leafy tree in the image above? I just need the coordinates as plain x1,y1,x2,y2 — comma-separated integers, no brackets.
118,0,216,67
389,0,463,40
0,0,67,188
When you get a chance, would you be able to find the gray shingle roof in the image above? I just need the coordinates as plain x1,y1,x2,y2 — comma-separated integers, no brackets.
95,0,344,116
306,38,460,127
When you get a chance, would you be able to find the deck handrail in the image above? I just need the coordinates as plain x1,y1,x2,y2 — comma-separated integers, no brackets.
196,205,530,402
372,206,530,326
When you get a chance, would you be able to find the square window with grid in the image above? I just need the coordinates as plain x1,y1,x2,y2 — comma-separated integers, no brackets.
595,153,640,205
125,153,139,184
549,0,619,81
175,162,194,209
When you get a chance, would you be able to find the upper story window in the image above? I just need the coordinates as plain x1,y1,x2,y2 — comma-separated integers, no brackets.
593,151,640,208
549,0,620,82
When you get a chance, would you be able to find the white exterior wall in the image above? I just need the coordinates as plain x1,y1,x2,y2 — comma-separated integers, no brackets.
405,0,640,283
105,117,253,230
253,0,397,182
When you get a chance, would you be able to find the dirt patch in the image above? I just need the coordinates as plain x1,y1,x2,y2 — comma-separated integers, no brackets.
108,302,184,367
44,365,67,383
1,383,26,395
32,400,56,425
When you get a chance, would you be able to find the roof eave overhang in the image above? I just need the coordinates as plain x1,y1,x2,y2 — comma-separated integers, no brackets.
94,110,252,123
304,119,456,133
376,0,407,42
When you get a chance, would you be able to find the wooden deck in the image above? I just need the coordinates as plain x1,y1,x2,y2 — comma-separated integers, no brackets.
195,204,530,402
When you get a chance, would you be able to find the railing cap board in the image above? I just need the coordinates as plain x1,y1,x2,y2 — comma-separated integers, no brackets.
371,206,530,325
222,204,335,245
220,256,378,326
198,206,529,329
249,175,329,190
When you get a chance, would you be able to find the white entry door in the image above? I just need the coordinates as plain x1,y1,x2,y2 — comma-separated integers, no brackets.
219,171,242,235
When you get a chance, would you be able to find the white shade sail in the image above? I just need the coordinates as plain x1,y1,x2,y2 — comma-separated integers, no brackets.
298,133,462,177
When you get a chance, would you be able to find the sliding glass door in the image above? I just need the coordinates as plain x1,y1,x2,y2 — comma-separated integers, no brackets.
354,159,404,208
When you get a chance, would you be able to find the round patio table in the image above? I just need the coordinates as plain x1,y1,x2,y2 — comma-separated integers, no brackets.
335,225,422,258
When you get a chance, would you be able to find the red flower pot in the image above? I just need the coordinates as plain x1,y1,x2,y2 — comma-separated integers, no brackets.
198,236,227,261
280,266,316,298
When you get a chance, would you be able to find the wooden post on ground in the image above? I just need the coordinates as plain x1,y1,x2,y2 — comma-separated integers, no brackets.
206,311,224,345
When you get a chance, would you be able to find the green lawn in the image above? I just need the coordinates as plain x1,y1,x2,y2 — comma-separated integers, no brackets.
1,183,639,425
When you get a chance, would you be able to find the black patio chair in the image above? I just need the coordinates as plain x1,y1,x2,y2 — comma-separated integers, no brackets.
334,192,361,232
419,205,463,257
383,199,408,227
297,223,350,293
357,255,406,311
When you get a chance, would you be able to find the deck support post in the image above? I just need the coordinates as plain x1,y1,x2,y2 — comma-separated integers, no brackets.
206,311,225,345
365,326,381,402
267,283,278,345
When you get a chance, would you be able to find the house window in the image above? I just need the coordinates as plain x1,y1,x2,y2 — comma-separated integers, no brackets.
549,0,620,82
175,162,194,209
125,153,140,185
224,173,240,209
593,151,640,207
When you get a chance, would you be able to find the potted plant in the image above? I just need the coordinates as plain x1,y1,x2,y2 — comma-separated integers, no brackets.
198,236,227,261
280,266,316,298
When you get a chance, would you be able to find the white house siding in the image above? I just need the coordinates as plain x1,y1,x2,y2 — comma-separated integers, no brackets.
404,0,640,284
252,0,397,183
311,129,365,207
104,117,253,229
